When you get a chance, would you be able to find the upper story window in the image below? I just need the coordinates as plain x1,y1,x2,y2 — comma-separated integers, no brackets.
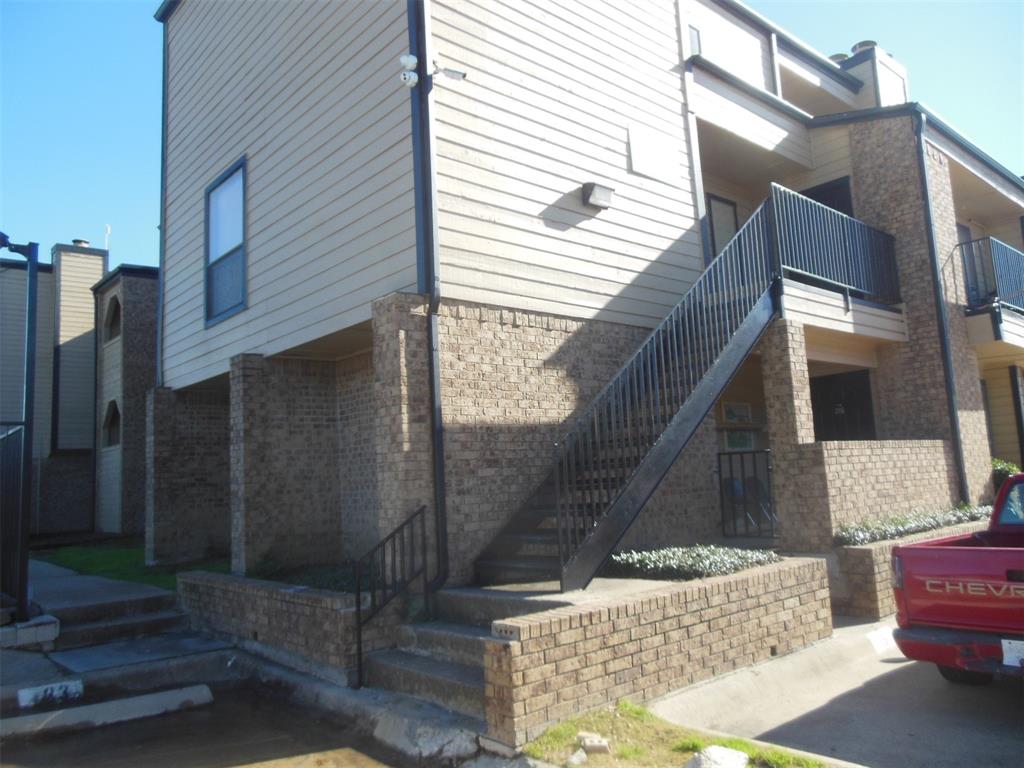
104,296,122,341
205,158,247,324
102,401,121,447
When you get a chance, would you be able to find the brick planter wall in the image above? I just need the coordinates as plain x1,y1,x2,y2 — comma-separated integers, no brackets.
831,520,988,618
480,558,831,748
178,572,402,676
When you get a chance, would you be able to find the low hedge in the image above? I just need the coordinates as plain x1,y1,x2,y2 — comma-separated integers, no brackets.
606,544,780,581
833,504,992,546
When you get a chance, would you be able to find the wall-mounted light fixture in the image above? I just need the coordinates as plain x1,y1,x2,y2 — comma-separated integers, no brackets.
582,182,614,209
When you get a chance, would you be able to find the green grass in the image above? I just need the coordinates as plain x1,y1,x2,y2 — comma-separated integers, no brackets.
523,700,823,768
248,559,357,592
36,543,230,591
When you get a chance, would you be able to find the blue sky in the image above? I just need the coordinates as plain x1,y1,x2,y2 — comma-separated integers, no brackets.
1,0,1021,269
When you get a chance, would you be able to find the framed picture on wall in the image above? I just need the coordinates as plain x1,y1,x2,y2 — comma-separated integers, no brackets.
722,401,752,424
725,430,755,451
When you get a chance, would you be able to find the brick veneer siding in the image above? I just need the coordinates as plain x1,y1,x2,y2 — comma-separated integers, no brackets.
434,297,719,585
36,452,93,533
759,320,831,551
337,352,379,559
177,571,401,675
759,319,961,551
146,386,230,564
814,439,958,530
849,116,991,504
119,275,158,534
230,354,342,574
831,520,988,618
481,558,831,748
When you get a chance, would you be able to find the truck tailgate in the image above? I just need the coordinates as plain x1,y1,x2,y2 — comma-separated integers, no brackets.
896,544,1024,634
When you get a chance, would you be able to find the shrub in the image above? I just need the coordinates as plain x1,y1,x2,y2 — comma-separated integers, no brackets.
834,504,992,546
992,457,1021,492
606,544,780,580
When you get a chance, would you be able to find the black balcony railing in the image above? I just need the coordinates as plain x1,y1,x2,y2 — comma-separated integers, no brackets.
772,184,900,305
960,237,1024,313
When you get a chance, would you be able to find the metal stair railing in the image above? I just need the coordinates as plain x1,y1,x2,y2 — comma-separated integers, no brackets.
553,196,778,591
352,504,428,688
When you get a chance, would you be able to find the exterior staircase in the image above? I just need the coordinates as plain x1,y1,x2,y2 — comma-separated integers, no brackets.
473,183,899,592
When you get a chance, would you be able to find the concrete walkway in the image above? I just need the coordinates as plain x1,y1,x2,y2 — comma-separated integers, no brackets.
651,617,1024,768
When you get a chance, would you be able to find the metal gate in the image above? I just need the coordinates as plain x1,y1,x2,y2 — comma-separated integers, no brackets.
718,449,777,537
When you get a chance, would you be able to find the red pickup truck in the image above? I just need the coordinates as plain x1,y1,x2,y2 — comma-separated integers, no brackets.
892,474,1024,685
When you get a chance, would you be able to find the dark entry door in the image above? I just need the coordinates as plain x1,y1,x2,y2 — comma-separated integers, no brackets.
810,369,876,441
800,177,854,217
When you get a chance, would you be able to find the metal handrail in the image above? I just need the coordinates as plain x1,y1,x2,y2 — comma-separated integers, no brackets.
551,183,898,585
772,184,900,304
960,237,1024,313
554,196,777,578
352,504,428,688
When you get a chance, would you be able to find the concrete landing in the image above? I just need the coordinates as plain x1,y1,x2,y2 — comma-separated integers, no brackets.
49,630,232,673
0,649,67,688
32,574,173,618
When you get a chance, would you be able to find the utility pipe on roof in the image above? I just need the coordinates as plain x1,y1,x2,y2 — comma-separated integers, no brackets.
915,111,970,503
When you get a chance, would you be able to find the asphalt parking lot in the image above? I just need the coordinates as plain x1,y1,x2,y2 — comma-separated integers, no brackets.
652,616,1024,768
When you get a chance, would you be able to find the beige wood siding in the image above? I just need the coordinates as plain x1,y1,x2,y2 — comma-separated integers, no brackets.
688,0,773,91
983,367,1021,466
776,50,858,111
875,55,908,107
431,0,701,328
784,125,852,193
96,443,123,533
162,0,417,389
0,267,55,457
691,68,812,168
54,251,104,450
781,279,908,342
702,174,760,228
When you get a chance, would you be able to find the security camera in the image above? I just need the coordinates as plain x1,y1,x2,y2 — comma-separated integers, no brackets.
400,70,419,87
399,54,418,71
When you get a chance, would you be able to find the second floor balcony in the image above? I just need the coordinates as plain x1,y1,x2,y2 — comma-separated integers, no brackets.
960,237,1024,315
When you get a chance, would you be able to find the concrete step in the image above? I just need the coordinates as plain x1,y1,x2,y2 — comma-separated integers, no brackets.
398,621,490,668
475,555,561,586
365,649,484,719
435,587,569,628
42,583,178,626
53,609,188,650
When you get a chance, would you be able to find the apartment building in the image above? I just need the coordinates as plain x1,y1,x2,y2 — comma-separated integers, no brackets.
93,265,160,535
1,242,106,534
149,0,1023,595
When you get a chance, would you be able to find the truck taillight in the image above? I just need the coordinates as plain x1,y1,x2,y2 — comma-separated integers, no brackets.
891,554,903,589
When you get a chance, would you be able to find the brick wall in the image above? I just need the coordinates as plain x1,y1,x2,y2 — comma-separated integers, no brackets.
230,354,342,574
178,571,401,676
435,297,719,585
815,439,958,530
120,275,158,534
36,452,93,533
759,320,831,551
146,386,230,564
831,520,987,617
850,116,991,504
482,558,831,748
337,352,378,559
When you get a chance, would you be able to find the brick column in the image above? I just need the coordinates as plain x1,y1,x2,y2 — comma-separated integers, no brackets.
759,320,831,551
145,386,230,564
370,293,434,548
850,116,992,503
230,354,341,575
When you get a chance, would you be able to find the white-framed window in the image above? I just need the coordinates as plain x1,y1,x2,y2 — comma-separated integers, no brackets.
205,157,247,324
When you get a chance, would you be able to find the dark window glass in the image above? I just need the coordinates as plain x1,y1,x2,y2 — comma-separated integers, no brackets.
102,401,121,447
